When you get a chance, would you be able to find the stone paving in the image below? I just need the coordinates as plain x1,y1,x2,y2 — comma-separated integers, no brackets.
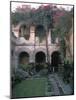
46,73,73,96
53,73,73,95
45,74,60,96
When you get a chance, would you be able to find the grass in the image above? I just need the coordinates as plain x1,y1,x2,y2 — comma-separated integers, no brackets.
12,78,47,98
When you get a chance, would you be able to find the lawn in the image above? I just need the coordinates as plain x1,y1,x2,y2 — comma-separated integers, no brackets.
12,78,47,98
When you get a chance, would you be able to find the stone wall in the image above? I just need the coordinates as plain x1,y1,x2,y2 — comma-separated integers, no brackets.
11,23,60,69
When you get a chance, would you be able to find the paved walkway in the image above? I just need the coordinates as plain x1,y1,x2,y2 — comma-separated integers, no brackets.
48,74,60,96
48,73,73,96
53,73,73,95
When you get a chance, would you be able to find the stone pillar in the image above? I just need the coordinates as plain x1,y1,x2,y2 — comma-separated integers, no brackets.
48,29,51,45
13,55,18,73
50,55,51,64
46,55,48,63
29,46,35,63
13,46,19,71
29,26,35,44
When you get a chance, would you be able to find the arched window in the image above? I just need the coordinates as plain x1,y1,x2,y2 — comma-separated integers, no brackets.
19,24,30,40
35,25,46,43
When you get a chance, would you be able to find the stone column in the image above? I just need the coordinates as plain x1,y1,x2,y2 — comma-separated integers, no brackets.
46,55,48,63
29,26,35,44
13,46,19,72
29,46,35,63
50,55,51,64
48,29,51,45
13,55,18,73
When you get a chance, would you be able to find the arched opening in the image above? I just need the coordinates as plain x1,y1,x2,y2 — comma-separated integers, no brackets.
19,52,29,65
35,51,46,63
19,24,30,40
51,51,61,72
35,51,46,72
35,25,46,43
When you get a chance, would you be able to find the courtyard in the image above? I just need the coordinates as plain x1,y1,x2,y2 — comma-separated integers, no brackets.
12,67,73,98
12,78,47,98
11,2,74,98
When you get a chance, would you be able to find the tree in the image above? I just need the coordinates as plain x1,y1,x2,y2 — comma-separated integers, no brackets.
54,8,73,61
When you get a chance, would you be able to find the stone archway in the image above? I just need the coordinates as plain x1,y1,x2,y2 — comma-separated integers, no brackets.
19,52,29,64
34,47,47,62
35,51,46,63
51,51,61,72
35,51,46,72
14,46,33,69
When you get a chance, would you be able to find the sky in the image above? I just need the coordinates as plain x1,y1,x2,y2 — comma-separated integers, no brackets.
11,1,73,12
